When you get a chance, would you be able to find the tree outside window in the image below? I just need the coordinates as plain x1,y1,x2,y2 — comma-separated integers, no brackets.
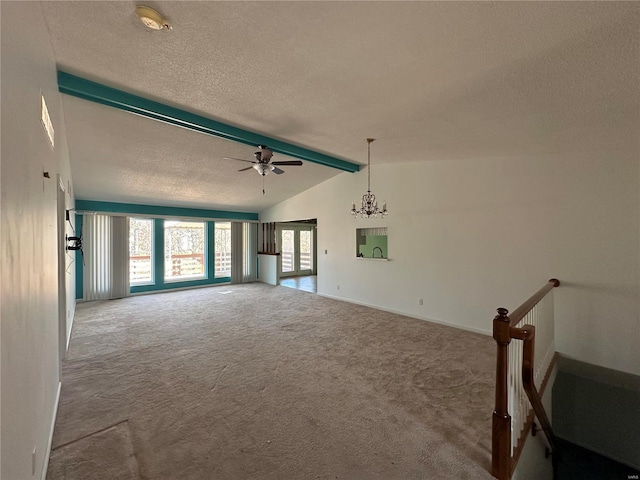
164,221,206,280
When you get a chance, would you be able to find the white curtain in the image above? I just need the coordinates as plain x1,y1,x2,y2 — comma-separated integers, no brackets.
111,216,130,298
83,214,130,300
231,222,243,284
231,222,258,284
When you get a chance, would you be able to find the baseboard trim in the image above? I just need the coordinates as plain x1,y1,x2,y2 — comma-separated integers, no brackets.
316,293,491,336
42,381,62,480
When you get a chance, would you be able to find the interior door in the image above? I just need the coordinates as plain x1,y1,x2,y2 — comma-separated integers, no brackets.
57,176,67,375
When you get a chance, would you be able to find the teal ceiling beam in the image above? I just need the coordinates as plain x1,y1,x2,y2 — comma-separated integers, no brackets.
75,199,258,221
58,71,359,173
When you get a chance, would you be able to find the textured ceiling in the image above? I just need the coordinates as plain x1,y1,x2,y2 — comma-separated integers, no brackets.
40,1,639,212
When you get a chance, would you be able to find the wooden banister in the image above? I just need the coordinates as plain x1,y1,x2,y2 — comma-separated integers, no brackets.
508,279,560,327
491,279,560,480
519,325,556,455
492,308,512,480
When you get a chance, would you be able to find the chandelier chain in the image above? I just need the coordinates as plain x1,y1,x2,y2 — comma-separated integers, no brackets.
367,138,371,193
351,138,388,219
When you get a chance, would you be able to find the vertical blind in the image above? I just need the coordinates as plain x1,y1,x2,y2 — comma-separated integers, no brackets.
243,222,258,282
84,216,257,297
83,214,129,301
231,222,258,284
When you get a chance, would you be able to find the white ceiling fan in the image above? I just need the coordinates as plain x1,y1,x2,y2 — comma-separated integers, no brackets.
223,145,303,176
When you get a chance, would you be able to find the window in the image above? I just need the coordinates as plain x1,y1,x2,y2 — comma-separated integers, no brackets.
281,229,295,273
356,227,388,259
164,220,206,281
129,218,154,285
214,222,231,278
299,229,313,271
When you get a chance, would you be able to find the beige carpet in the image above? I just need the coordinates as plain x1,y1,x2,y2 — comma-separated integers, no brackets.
48,283,495,479
48,421,140,479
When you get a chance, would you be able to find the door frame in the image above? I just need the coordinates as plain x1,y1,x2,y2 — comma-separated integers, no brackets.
56,175,67,374
278,223,315,278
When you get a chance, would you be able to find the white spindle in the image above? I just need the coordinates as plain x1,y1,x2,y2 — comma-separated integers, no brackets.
507,290,556,453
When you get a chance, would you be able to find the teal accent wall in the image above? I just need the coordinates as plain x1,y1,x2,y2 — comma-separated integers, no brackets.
75,199,257,221
151,218,165,289
75,214,84,299
57,71,360,173
206,222,215,280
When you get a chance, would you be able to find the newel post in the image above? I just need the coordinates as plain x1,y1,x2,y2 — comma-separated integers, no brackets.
492,307,512,480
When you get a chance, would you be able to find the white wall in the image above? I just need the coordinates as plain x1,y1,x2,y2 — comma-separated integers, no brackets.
553,358,640,470
260,148,640,376
1,3,75,478
258,254,280,285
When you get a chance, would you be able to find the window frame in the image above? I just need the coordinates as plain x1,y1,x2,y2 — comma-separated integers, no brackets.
129,217,155,286
163,219,208,283
129,218,232,295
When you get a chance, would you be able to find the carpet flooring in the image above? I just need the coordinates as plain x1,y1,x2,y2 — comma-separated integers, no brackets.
48,283,495,479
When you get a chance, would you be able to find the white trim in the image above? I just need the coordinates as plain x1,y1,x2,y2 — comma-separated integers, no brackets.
65,303,75,353
42,381,62,480
317,293,491,337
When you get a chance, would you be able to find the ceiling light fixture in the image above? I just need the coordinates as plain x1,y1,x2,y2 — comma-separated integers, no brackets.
136,6,172,30
351,138,388,219
253,163,273,176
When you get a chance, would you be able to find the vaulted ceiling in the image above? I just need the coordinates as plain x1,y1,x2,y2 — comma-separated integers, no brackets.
40,1,638,212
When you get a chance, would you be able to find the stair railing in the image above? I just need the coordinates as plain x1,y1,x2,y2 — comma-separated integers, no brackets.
492,279,560,479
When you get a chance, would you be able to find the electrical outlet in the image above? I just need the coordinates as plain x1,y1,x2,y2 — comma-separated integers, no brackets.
32,447,37,475
324,249,328,254
418,298,424,306
337,285,340,290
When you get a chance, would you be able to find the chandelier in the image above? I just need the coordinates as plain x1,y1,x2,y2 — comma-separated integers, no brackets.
351,138,388,218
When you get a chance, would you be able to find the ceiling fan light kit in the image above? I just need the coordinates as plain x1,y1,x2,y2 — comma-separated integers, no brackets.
223,145,303,177
136,6,172,30
253,163,279,176
351,138,388,219
223,145,304,195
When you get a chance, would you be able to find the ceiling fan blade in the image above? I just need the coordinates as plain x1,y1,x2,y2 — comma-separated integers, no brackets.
238,166,254,172
272,166,285,175
223,156,256,164
271,160,303,166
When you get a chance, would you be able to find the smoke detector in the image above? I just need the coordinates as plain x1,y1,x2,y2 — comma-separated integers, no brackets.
136,6,171,30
